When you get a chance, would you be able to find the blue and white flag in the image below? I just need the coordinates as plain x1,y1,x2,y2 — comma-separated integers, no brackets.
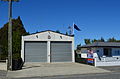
74,24,81,31
68,24,81,35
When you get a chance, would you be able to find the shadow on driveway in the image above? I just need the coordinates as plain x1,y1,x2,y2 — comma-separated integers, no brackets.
22,66,41,70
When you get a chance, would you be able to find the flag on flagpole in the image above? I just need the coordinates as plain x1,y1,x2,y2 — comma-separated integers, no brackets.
68,26,73,35
74,24,81,31
68,24,81,35
68,26,72,29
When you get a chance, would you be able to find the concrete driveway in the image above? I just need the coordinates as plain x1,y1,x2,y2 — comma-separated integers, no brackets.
7,62,110,78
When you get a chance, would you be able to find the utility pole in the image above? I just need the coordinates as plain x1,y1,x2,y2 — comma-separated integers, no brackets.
1,0,19,71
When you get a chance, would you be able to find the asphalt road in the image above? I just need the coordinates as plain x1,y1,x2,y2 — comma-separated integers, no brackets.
10,66,120,79
10,72,120,79
99,66,120,72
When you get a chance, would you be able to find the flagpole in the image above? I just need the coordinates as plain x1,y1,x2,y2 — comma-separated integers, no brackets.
72,22,74,35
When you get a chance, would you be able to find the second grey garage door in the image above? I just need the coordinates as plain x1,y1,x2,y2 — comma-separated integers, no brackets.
25,41,47,62
51,41,72,62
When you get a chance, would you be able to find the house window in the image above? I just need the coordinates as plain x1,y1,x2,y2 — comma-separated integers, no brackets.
115,50,120,55
117,51,119,55
97,50,99,52
103,48,112,57
118,51,120,55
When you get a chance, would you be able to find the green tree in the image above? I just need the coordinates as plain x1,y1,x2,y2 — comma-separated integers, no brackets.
84,39,91,45
65,32,68,35
0,16,28,59
56,30,60,33
107,37,116,42
100,37,105,42
91,37,105,43
76,44,81,50
116,40,120,42
91,39,97,43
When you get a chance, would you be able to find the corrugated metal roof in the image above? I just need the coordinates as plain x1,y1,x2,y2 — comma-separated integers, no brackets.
81,42,120,48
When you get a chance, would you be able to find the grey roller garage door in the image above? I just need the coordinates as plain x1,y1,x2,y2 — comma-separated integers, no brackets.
25,41,47,62
51,41,72,62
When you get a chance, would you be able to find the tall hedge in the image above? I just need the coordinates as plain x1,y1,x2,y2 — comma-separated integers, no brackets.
0,16,29,60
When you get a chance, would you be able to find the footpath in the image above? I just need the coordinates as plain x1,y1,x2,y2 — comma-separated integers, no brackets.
6,63,110,78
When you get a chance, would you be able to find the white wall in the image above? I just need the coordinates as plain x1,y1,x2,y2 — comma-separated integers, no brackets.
21,31,74,63
81,48,88,53
81,47,120,57
23,31,73,41
95,57,120,66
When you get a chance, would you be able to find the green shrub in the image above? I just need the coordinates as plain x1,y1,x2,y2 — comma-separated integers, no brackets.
12,53,21,60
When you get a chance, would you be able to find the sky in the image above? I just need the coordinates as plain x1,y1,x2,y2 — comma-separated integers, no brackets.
0,0,120,48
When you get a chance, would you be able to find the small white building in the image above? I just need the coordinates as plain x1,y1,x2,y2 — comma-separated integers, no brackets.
21,30,74,63
80,42,120,66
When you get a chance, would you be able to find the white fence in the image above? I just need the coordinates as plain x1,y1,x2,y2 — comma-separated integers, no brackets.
94,57,120,66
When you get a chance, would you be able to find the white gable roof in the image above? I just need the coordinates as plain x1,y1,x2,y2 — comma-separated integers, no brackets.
23,30,74,41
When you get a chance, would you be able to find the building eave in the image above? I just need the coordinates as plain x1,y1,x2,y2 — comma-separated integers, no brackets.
23,30,74,37
80,46,120,48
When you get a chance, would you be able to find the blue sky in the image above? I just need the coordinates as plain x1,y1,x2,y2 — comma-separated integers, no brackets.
0,0,120,47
